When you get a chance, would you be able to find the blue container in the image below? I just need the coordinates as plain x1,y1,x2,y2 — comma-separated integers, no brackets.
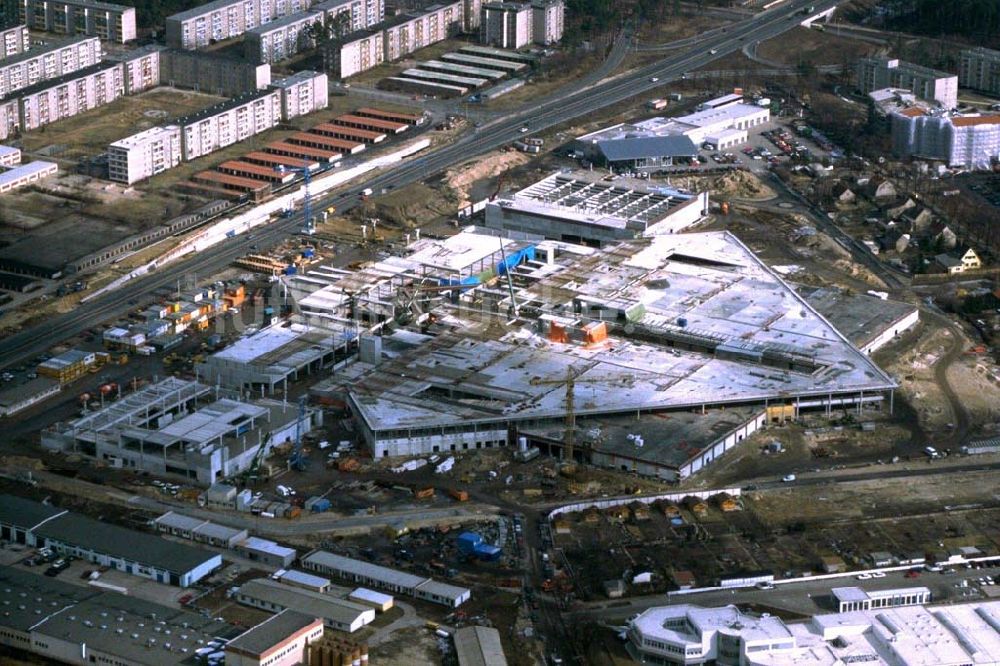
456,531,483,554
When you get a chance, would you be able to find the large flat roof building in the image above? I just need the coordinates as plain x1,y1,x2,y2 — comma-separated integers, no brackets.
0,494,222,587
455,625,508,666
226,609,325,666
235,578,376,633
305,230,895,458
0,567,242,665
485,171,709,245
628,601,1000,665
574,100,769,170
17,0,136,43
41,376,319,484
301,550,471,607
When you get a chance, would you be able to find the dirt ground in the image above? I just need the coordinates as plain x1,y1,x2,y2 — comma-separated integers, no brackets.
370,625,442,665
756,26,882,67
671,170,776,201
884,324,958,433
945,353,1000,431
444,150,532,207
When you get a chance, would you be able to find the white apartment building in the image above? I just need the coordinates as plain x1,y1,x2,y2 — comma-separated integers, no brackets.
18,61,125,133
0,100,17,140
270,70,328,120
17,0,136,43
856,57,958,110
462,0,482,32
177,88,282,161
0,25,30,60
892,109,1000,170
480,2,532,49
108,125,183,185
960,47,1000,96
0,36,102,99
166,0,315,50
245,10,323,63
106,45,163,94
530,0,562,45
327,29,384,78
315,0,384,32
382,1,463,62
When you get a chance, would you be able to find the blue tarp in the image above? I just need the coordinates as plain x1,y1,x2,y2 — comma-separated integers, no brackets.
496,245,535,276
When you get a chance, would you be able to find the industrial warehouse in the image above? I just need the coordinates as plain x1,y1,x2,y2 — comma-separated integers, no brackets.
484,170,710,245
40,377,321,484
0,495,221,587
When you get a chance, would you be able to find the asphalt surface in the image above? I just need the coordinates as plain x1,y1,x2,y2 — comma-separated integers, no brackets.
0,0,839,370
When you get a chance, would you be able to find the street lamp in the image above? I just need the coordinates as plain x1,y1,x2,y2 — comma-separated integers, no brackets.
275,164,315,235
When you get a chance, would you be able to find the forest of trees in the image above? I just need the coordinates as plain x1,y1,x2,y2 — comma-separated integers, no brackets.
889,0,1000,47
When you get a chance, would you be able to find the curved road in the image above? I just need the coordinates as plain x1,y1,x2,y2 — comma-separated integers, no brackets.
0,0,841,371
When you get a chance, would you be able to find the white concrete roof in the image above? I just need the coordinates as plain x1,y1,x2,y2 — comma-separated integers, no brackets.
346,232,896,433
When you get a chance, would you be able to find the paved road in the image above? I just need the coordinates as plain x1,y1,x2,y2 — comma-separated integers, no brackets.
0,0,838,371
568,563,1000,623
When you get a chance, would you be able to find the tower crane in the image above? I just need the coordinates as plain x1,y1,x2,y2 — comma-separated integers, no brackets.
528,366,599,463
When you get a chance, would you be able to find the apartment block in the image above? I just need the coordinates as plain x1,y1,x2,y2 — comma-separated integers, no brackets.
106,45,163,94
0,36,102,99
107,125,182,184
17,61,125,133
159,48,271,96
0,25,30,60
270,70,328,120
960,47,1000,96
0,99,17,139
856,57,958,110
462,0,482,32
326,29,383,79
530,0,562,45
892,110,1000,170
480,2,531,49
17,0,136,43
315,0,384,32
165,0,315,50
176,88,282,161
245,10,323,64
382,1,463,62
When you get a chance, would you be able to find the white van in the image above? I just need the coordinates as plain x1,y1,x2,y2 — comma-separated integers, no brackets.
924,446,940,458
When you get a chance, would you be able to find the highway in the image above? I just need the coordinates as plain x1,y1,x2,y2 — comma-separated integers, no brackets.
0,0,840,368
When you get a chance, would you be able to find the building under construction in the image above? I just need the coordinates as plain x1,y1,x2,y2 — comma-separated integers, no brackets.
297,229,898,461
40,377,320,484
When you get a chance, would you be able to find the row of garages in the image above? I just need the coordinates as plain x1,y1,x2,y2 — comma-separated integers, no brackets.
188,107,424,200
380,45,535,99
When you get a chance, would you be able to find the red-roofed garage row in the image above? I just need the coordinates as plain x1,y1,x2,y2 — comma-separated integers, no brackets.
354,107,425,125
290,131,365,155
310,122,385,145
217,160,296,184
266,141,342,163
242,151,320,172
194,170,271,195
333,113,408,135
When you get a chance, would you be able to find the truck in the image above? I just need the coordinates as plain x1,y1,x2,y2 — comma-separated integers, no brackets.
360,187,373,198
448,488,469,502
646,98,667,110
